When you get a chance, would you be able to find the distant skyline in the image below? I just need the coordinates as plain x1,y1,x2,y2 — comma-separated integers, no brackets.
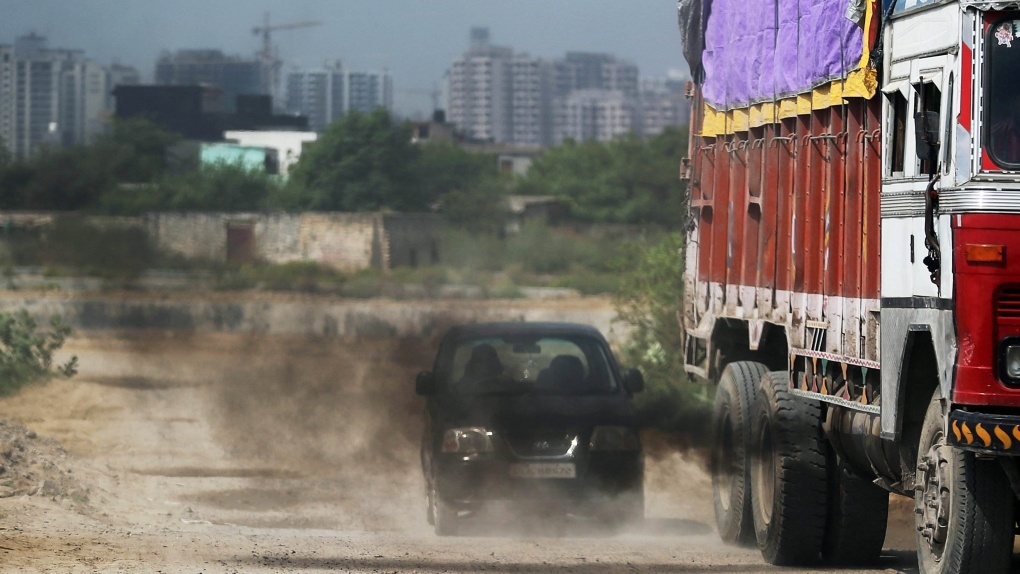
0,0,688,118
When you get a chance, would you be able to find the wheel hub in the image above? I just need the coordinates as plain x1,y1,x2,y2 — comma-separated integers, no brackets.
915,443,951,558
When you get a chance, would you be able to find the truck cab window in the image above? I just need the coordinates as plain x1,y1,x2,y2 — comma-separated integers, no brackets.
916,81,941,174
890,91,908,175
987,16,1020,168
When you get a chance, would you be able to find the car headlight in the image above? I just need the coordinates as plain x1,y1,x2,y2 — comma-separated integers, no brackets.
589,426,640,451
441,427,494,454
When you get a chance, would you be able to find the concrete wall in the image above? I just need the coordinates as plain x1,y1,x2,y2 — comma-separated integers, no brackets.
146,212,446,271
0,295,627,345
4,211,444,272
297,213,382,271
383,214,443,268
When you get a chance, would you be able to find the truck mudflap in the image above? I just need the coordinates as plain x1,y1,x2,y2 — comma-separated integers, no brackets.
948,410,1020,454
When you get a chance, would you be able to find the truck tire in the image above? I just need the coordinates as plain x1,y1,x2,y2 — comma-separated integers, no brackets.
914,391,1014,574
711,361,769,545
750,370,828,565
822,457,889,565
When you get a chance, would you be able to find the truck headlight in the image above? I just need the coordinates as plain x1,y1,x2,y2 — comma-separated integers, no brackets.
589,426,640,451
999,337,1020,385
441,427,494,454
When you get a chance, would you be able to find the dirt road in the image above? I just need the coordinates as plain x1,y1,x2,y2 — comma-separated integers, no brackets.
0,330,918,573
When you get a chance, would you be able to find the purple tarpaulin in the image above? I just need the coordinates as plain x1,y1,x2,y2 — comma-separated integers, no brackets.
701,0,863,109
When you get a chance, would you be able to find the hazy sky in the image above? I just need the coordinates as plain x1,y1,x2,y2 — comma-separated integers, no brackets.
1,0,688,117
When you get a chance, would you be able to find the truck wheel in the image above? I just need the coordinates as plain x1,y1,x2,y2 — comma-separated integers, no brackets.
914,391,1014,574
750,370,828,565
822,457,888,565
711,361,768,545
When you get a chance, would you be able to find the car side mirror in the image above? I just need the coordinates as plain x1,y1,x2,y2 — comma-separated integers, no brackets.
623,368,644,394
416,371,437,396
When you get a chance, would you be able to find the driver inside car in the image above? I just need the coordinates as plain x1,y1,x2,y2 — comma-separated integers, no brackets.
456,344,505,392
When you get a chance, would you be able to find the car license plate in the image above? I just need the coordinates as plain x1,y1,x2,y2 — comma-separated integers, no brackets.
509,463,576,479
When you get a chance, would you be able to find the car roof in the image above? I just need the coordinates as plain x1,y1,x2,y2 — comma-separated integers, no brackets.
442,321,607,342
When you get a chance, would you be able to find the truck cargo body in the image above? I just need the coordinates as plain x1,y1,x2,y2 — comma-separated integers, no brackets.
681,0,1020,570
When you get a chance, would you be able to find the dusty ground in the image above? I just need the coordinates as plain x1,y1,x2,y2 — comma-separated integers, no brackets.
0,329,924,573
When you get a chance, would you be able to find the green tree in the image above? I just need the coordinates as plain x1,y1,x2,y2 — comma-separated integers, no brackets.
440,177,508,233
517,127,689,226
0,117,180,212
415,143,498,207
164,163,279,212
285,109,423,212
90,117,180,183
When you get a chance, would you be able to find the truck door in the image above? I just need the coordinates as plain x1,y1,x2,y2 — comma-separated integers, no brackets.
880,56,954,301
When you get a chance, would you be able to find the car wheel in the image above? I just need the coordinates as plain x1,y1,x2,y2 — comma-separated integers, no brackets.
750,370,828,565
431,483,459,536
914,390,1013,574
603,488,644,532
711,361,768,545
425,480,435,526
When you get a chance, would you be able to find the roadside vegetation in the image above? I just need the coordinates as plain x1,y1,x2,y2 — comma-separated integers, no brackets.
0,310,77,396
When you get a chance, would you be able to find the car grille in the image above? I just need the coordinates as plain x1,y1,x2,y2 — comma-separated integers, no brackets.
506,433,577,458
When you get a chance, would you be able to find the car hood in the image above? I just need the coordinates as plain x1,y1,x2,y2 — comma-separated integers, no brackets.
432,394,635,432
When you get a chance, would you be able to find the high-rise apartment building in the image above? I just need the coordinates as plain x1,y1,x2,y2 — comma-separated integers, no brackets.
0,34,108,158
285,63,392,132
447,28,551,146
0,46,14,158
637,71,690,137
447,29,513,143
554,52,639,99
345,70,393,115
155,49,265,113
559,89,635,143
286,61,344,132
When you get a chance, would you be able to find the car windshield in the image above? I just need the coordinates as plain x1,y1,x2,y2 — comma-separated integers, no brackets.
441,335,618,395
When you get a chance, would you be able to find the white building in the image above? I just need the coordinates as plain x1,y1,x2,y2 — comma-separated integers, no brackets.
223,130,318,178
559,89,635,143
0,34,109,158
447,29,513,143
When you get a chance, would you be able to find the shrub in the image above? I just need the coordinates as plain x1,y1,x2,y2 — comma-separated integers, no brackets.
0,311,77,396
613,233,711,432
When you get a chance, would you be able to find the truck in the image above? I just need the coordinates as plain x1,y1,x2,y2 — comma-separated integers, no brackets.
677,0,1020,571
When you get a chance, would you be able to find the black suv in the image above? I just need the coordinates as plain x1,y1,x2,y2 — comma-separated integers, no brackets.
416,322,645,536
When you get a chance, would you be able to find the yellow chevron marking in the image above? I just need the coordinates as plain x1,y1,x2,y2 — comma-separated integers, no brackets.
840,363,848,380
976,423,992,448
995,425,1013,450
820,377,828,395
952,420,962,443
861,385,868,405
1013,426,1020,443
961,422,974,444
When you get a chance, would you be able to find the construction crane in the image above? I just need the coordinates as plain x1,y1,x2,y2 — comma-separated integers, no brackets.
252,13,322,99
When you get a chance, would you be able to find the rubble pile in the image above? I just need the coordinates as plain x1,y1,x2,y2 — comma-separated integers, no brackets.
0,419,86,502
